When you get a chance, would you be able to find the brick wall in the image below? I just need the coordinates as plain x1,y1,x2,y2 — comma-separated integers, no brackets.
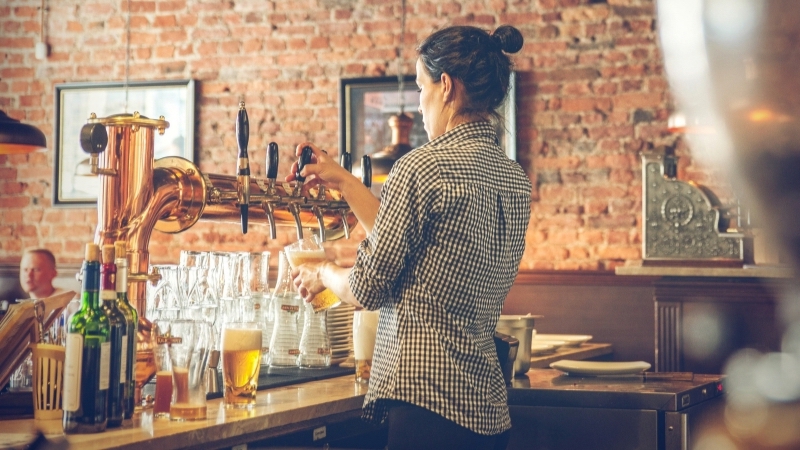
0,0,731,270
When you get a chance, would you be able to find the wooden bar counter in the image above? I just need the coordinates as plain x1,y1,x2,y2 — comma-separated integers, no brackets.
0,376,368,450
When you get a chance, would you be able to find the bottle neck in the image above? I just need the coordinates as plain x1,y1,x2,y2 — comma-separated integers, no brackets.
100,261,117,303
81,260,100,310
115,258,128,297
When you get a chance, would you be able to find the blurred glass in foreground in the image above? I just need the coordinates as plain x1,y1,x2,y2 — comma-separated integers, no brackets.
659,0,800,448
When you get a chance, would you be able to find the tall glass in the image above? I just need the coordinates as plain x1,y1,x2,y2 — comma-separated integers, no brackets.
221,322,262,409
168,320,211,421
246,252,273,364
152,319,172,419
353,310,379,383
284,238,341,312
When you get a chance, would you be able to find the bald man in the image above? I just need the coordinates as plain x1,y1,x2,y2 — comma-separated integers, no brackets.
19,249,65,299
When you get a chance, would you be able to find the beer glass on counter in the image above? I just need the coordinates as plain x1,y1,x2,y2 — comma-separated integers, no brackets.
353,310,379,384
168,320,212,421
221,322,262,409
152,319,173,418
284,238,341,312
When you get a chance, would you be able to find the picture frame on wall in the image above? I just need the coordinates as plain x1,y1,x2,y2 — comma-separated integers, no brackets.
53,79,195,206
339,72,517,177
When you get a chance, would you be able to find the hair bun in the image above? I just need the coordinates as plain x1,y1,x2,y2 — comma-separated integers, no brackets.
491,25,524,54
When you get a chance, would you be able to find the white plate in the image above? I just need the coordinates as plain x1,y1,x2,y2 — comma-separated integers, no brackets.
530,343,556,355
534,334,592,347
530,339,567,350
550,360,651,376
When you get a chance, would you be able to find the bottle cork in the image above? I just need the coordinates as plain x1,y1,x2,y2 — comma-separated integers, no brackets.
85,243,99,262
101,244,115,265
114,241,127,260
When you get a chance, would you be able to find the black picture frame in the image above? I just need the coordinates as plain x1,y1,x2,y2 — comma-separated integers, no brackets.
339,73,517,174
53,79,195,206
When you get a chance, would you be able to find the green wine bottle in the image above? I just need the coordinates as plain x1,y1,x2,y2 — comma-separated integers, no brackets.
63,243,110,434
114,241,137,420
100,244,126,428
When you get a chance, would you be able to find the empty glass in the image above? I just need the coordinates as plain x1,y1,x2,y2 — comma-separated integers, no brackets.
148,265,181,321
246,252,273,364
269,252,301,368
298,303,331,368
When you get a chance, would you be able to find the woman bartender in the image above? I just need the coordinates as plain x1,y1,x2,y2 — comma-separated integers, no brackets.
288,24,532,450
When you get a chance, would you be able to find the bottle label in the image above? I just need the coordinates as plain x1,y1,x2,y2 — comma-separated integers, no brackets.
281,304,299,313
63,333,83,412
101,289,116,301
99,341,111,390
288,349,300,355
119,333,128,383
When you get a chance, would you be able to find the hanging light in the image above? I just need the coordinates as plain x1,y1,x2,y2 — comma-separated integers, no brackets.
370,0,411,183
0,110,47,154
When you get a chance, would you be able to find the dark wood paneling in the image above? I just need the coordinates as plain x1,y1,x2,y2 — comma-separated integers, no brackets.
504,271,657,365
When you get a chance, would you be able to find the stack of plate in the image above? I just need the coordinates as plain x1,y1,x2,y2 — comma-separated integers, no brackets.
327,302,355,365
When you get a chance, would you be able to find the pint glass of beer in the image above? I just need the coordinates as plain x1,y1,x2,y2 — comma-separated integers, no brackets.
284,237,341,313
221,322,262,408
353,310,379,384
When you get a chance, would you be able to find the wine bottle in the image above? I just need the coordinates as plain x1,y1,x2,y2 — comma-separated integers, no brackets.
63,243,110,434
100,244,126,428
114,241,137,420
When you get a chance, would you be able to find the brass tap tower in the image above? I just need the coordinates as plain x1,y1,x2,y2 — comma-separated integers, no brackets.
79,103,370,404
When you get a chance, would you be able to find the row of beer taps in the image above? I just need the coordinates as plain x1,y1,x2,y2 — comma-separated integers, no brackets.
226,101,371,242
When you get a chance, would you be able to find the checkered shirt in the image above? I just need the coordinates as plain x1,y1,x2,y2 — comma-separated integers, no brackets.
349,121,532,435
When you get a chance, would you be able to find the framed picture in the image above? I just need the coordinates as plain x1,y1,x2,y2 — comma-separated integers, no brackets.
54,79,195,206
339,73,517,175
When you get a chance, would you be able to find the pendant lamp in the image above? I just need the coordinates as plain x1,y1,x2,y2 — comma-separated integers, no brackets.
0,110,47,154
371,0,411,183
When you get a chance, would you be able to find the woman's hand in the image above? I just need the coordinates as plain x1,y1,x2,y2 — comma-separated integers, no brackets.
291,261,328,303
284,141,381,233
285,142,356,194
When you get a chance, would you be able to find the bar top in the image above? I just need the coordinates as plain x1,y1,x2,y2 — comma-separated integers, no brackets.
0,376,368,450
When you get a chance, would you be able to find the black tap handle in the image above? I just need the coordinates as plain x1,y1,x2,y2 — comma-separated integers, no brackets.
339,152,352,173
236,102,249,160
361,155,372,188
295,146,313,183
266,142,279,180
80,123,108,154
236,101,250,234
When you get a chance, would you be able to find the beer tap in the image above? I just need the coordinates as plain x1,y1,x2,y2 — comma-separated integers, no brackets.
262,142,280,239
337,153,353,239
361,155,372,188
287,146,313,240
236,101,250,234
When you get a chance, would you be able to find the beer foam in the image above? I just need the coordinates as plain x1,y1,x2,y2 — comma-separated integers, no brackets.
285,249,326,268
222,328,262,352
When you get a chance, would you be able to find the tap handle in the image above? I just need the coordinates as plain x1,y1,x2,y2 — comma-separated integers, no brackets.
266,142,279,180
339,152,352,173
361,155,372,188
295,145,313,183
236,102,249,159
236,102,250,234
80,123,108,154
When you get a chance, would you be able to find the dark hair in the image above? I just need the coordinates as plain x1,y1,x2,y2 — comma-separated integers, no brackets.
24,248,57,268
417,25,523,120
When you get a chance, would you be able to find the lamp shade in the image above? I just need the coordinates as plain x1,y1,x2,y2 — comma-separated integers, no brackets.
371,112,414,183
0,110,47,154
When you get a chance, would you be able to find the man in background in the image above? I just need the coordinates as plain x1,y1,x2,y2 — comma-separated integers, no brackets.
19,249,64,299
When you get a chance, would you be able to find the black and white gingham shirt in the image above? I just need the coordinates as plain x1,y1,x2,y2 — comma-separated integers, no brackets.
349,121,532,435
